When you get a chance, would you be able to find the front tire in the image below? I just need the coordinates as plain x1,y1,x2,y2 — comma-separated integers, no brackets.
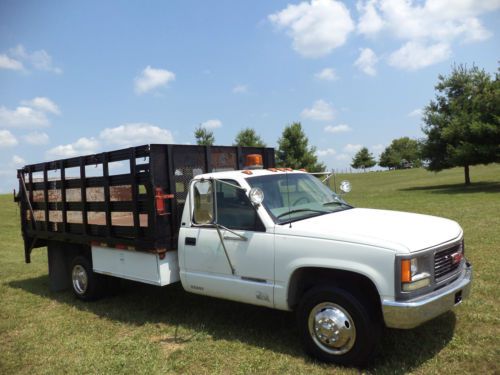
297,285,380,366
70,256,104,301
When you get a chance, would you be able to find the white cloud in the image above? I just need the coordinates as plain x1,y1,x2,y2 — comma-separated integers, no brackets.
46,137,100,158
21,97,61,115
9,44,62,74
335,153,349,160
356,0,499,70
357,0,384,35
23,131,50,145
314,68,338,81
200,119,223,129
408,108,423,117
134,66,175,94
11,155,25,167
0,54,23,70
0,106,49,128
99,123,174,146
232,84,248,93
0,130,18,147
357,0,498,41
0,97,60,129
354,48,378,76
269,0,355,58
316,148,336,156
301,99,335,121
343,143,363,153
324,124,351,133
388,41,451,70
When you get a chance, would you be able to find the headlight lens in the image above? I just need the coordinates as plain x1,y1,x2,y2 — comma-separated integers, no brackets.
400,255,432,292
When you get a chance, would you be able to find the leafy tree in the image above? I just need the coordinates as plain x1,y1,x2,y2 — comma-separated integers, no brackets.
276,122,325,172
351,147,376,170
421,64,500,184
194,125,215,145
379,137,422,169
234,128,266,147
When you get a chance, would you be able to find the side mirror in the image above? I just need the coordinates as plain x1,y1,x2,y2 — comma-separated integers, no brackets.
192,180,215,224
249,187,264,205
339,180,351,194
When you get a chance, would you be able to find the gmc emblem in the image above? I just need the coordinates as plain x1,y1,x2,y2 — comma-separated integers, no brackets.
451,252,463,264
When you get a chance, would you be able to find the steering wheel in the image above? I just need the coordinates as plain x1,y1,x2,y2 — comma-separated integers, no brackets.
292,196,310,206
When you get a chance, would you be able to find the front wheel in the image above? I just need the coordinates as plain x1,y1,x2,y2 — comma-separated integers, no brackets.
297,286,380,366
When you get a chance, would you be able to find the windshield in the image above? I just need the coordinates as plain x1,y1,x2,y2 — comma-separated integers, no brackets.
247,173,352,224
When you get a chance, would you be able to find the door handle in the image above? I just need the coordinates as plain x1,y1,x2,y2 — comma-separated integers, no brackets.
223,235,246,241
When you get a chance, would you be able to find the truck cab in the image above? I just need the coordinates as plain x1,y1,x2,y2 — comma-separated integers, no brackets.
177,168,472,365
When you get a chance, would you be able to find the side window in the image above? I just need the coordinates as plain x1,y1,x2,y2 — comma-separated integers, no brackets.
216,180,265,231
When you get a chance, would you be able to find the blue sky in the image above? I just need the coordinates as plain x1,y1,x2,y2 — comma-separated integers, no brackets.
0,0,499,192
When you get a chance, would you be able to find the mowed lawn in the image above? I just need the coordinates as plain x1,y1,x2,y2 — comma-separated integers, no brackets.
1,165,499,374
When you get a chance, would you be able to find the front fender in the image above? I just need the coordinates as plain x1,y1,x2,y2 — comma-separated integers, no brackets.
273,235,395,310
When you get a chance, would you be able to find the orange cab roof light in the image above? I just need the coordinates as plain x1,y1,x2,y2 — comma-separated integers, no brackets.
244,154,263,169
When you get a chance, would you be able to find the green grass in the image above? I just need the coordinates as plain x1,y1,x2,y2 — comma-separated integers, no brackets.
1,164,499,374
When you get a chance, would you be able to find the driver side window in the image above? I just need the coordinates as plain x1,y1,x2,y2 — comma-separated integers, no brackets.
216,180,265,231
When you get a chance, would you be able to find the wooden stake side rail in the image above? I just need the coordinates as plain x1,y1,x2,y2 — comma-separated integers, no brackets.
16,143,276,263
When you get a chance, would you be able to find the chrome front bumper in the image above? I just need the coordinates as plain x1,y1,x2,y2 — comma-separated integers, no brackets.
382,262,472,329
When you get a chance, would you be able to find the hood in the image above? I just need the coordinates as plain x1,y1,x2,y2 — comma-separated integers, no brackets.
274,208,462,253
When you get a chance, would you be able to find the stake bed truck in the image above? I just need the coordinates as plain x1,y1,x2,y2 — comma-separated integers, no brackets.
15,143,472,365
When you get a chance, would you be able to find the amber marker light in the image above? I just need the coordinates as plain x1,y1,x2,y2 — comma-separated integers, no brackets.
244,154,263,168
401,259,412,283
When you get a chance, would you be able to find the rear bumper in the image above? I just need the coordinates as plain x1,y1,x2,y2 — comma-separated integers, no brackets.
382,261,472,329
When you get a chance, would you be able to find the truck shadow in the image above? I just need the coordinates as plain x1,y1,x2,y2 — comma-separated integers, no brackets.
9,275,456,373
399,181,500,195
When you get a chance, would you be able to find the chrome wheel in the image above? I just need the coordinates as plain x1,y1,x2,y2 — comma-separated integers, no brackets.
72,264,88,295
308,302,356,355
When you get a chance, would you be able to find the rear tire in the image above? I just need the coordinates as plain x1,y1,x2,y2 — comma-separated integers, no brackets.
297,285,380,366
70,256,104,301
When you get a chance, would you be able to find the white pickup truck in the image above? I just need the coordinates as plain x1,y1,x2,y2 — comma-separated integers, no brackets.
17,146,472,366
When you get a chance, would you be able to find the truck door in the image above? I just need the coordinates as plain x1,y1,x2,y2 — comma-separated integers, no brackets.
180,179,275,307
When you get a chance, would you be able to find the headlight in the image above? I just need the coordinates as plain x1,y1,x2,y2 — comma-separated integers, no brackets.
400,254,433,292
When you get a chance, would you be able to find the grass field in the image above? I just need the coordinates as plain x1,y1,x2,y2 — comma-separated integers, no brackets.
1,165,499,374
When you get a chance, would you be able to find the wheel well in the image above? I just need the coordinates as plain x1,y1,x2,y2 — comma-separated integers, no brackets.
288,267,382,316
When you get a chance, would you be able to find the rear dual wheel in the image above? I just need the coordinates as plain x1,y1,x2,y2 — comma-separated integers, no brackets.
70,256,103,301
70,256,119,300
297,286,380,366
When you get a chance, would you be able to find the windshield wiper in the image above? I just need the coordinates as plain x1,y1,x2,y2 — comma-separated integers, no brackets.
276,208,328,219
323,200,351,208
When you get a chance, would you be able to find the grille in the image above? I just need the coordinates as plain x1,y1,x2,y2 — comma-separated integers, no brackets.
434,243,461,280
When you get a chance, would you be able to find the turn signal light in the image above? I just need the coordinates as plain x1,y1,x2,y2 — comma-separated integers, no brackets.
401,259,411,283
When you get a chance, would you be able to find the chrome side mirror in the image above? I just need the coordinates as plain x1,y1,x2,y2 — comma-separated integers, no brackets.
249,187,264,206
192,180,215,224
339,180,351,194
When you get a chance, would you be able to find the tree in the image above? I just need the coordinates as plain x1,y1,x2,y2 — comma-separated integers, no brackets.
276,122,325,172
421,64,500,185
379,137,422,169
194,125,215,145
234,128,266,147
351,147,376,171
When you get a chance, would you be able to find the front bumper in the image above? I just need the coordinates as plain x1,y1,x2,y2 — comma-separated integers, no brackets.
382,261,472,329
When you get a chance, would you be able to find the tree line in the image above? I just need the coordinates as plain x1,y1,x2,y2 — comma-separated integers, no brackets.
195,64,499,184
